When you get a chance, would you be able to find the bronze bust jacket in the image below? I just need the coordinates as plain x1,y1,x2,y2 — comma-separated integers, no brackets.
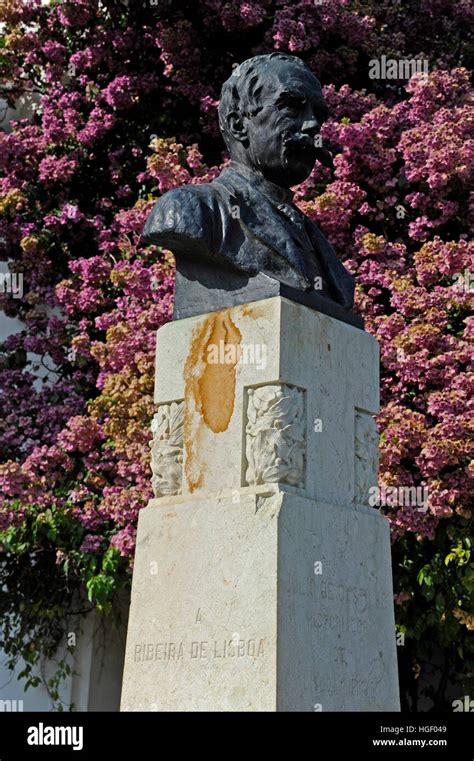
142,161,355,311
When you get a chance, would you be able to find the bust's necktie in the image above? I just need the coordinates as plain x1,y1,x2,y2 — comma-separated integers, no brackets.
277,203,328,289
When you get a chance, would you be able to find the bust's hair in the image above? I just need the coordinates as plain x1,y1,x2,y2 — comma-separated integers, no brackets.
218,53,322,150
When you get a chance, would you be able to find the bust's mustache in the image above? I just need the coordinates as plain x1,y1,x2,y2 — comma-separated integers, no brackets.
281,131,318,152
281,130,334,171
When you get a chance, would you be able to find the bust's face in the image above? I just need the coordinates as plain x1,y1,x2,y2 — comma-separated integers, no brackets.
238,62,328,188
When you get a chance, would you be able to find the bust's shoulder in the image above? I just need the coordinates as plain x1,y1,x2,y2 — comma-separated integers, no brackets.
148,181,224,222
141,180,228,248
154,181,226,209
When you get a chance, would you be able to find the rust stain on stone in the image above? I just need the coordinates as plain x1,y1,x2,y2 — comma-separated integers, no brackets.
183,310,242,492
198,311,242,432
240,303,268,320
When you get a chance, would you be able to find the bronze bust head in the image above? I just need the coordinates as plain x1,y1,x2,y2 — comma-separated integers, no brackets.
142,53,361,328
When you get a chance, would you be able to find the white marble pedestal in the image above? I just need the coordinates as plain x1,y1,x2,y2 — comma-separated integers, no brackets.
120,297,400,711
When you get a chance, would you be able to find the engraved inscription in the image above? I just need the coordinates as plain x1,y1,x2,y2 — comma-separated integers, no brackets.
287,574,388,612
244,384,306,487
313,609,368,635
134,638,265,663
150,400,184,497
284,574,389,636
354,409,379,505
314,658,384,697
314,675,378,698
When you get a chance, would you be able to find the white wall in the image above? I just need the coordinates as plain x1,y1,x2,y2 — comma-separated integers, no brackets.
0,607,128,712
1,95,128,713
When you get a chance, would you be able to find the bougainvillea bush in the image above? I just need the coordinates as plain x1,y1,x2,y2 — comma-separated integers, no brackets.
0,0,472,709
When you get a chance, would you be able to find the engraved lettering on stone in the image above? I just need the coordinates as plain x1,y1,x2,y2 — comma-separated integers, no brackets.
149,401,184,497
244,384,306,487
354,409,379,505
133,638,265,662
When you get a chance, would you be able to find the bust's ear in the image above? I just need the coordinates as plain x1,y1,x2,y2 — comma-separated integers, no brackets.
226,110,248,144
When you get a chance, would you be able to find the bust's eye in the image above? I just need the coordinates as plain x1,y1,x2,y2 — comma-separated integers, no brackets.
279,96,306,112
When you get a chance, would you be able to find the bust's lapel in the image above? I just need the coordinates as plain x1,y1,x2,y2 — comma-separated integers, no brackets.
215,167,355,307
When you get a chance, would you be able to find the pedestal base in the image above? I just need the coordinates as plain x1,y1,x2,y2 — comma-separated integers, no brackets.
120,297,400,711
120,487,399,711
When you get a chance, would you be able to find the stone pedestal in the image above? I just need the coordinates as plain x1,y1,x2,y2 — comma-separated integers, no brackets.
120,297,400,711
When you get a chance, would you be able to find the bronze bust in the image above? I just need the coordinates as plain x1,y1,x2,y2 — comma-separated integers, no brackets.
142,53,361,328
